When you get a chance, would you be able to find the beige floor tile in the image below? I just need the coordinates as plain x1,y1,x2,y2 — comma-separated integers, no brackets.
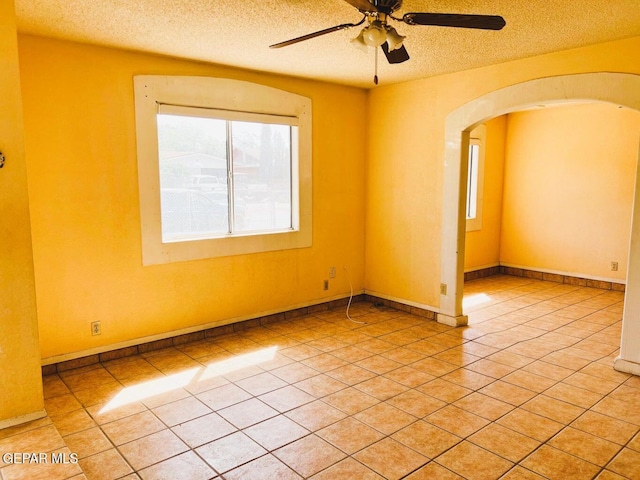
42,375,71,399
435,441,513,480
225,454,301,480
285,400,347,431
386,389,446,417
171,412,236,448
274,434,346,478
218,398,278,429
63,427,112,459
417,379,473,403
243,415,309,450
137,451,216,480
79,448,133,480
196,383,251,410
468,423,540,462
502,370,557,393
521,445,601,480
234,371,288,396
353,376,408,400
322,387,380,415
258,385,316,413
0,425,65,453
383,365,435,388
317,417,384,454
607,447,640,479
548,427,621,466
441,369,495,390
325,364,376,385
271,362,319,383
45,394,84,418
426,405,489,438
151,396,211,427
354,402,417,435
392,421,461,458
411,357,458,377
592,396,640,426
300,352,348,372
499,466,547,479
543,382,603,408
521,395,585,424
478,380,537,406
309,457,383,479
404,462,465,479
118,429,188,471
196,431,267,474
465,358,518,379
453,392,514,421
521,360,574,381
294,374,347,397
570,410,639,445
354,437,428,479
101,410,165,446
497,409,564,442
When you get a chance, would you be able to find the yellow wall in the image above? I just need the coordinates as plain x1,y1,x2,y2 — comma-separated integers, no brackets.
366,36,640,309
18,35,367,361
464,116,507,271
0,2,44,423
500,103,640,280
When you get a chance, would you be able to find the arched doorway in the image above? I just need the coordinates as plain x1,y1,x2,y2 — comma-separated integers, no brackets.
438,72,640,375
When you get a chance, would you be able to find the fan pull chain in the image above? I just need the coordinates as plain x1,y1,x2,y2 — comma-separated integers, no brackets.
374,47,379,85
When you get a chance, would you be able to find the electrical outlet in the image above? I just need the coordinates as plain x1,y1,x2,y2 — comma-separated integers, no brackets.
91,321,101,336
611,261,619,271
323,280,329,290
440,283,448,295
329,267,336,278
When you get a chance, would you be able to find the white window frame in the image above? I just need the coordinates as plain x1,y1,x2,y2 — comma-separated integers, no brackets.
465,124,486,232
134,76,312,265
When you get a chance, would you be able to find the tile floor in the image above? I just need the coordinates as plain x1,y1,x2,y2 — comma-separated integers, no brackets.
2,275,640,479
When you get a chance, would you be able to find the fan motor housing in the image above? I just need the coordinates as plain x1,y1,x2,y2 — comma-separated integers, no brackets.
372,0,402,14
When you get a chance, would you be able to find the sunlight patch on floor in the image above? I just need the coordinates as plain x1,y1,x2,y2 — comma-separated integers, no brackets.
100,345,278,413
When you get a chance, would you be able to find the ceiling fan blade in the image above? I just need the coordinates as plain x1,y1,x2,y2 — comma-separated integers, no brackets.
270,18,365,48
381,42,410,64
403,12,506,30
342,0,379,13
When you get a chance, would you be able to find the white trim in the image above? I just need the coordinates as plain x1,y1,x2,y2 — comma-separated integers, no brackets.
134,76,312,265
41,291,363,366
0,411,47,430
614,356,640,376
442,72,640,320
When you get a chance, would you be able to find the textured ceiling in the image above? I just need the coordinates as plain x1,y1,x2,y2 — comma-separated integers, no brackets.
14,0,640,88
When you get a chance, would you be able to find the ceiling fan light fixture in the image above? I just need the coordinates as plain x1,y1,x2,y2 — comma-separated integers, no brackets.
361,21,387,47
350,29,369,52
385,26,405,51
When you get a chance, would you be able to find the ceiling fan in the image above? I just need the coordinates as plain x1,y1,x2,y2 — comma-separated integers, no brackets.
270,0,505,83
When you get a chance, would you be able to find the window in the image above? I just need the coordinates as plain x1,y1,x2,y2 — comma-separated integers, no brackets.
465,125,486,232
134,76,312,265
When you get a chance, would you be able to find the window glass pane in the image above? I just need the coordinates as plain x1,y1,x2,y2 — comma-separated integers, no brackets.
466,143,480,219
157,114,229,241
230,121,293,233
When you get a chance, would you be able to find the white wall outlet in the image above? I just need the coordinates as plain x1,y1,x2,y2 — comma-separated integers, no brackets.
329,266,336,278
440,283,448,295
611,261,619,271
91,321,101,336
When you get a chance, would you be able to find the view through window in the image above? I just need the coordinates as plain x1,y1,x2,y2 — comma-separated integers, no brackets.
157,107,296,243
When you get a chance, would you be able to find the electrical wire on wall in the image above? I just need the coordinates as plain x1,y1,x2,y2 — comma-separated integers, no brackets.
344,265,367,325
